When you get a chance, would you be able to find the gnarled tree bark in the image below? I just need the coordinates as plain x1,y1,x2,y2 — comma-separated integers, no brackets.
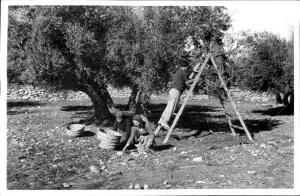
76,81,119,125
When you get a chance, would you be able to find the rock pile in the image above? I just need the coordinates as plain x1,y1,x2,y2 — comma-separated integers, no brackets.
229,87,273,102
7,85,273,102
7,85,89,101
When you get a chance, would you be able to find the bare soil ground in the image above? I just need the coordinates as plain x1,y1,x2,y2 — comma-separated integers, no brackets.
7,97,294,189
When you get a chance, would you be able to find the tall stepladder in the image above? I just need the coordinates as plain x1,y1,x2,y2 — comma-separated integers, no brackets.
154,53,253,144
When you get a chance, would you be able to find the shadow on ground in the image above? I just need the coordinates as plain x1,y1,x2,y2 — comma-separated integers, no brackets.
81,131,96,137
7,101,46,108
62,102,282,141
7,110,39,116
252,105,294,116
152,144,174,151
61,105,93,112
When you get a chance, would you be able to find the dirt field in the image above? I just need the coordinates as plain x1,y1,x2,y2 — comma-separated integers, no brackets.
7,97,294,189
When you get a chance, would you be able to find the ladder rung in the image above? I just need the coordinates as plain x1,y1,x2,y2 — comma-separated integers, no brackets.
230,124,244,130
173,112,177,116
159,123,171,130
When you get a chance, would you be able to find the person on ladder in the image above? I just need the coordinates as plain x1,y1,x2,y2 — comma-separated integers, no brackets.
156,57,194,131
209,33,229,84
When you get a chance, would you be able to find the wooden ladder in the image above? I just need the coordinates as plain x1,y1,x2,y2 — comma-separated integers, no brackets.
154,53,254,144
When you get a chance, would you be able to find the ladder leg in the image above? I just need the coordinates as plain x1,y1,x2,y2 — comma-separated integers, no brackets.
210,55,253,142
154,125,162,136
162,54,211,144
217,95,237,137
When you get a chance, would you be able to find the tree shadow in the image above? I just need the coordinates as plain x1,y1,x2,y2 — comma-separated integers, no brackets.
7,110,38,116
150,103,220,123
178,116,281,138
60,105,93,112
61,103,132,126
80,131,95,137
7,101,46,109
252,105,294,116
152,144,174,151
62,102,282,141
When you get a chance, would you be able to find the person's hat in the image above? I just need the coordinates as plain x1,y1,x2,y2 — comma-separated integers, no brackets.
116,111,124,119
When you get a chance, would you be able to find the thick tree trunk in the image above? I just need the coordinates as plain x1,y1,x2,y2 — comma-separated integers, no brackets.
127,85,151,116
78,82,119,125
275,93,283,105
127,84,139,112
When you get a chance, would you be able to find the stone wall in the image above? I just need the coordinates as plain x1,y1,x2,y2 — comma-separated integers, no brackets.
7,85,274,102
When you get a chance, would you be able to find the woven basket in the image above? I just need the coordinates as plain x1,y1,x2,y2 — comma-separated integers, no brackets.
97,128,121,150
65,124,85,138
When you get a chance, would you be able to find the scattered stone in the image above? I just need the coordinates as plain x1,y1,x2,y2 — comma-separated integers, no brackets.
63,182,71,188
172,147,177,151
90,165,99,174
101,165,106,170
116,151,123,156
267,141,277,146
20,159,26,163
128,183,133,189
99,159,104,165
36,151,44,155
180,151,187,155
192,157,203,162
134,184,140,189
259,143,267,149
219,175,225,178
163,180,168,185
247,171,256,174
29,182,35,187
104,169,108,173
143,184,149,189
196,180,206,184
121,162,126,166
52,164,58,168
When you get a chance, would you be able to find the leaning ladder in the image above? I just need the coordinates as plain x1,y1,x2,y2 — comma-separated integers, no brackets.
154,53,254,144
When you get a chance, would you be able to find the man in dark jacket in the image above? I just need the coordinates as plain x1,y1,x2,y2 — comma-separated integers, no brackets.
112,111,131,149
157,58,194,129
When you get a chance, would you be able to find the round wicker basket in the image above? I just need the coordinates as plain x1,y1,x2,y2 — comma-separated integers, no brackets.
97,128,121,150
65,124,85,138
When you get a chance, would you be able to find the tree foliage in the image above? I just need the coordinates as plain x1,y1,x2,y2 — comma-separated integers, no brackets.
8,6,232,121
228,31,293,96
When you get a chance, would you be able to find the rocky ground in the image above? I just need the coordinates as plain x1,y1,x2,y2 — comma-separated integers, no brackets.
6,87,294,190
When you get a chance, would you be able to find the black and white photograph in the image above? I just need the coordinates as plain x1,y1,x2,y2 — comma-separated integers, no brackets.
1,0,299,195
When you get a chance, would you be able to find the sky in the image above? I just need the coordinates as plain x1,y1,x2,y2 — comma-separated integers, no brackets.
225,2,299,40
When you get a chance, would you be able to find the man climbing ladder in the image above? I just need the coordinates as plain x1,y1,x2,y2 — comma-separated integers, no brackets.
156,57,194,131
155,50,254,144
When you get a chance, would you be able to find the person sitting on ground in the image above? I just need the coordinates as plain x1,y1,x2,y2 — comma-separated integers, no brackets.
112,111,131,149
157,58,194,129
122,114,155,152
